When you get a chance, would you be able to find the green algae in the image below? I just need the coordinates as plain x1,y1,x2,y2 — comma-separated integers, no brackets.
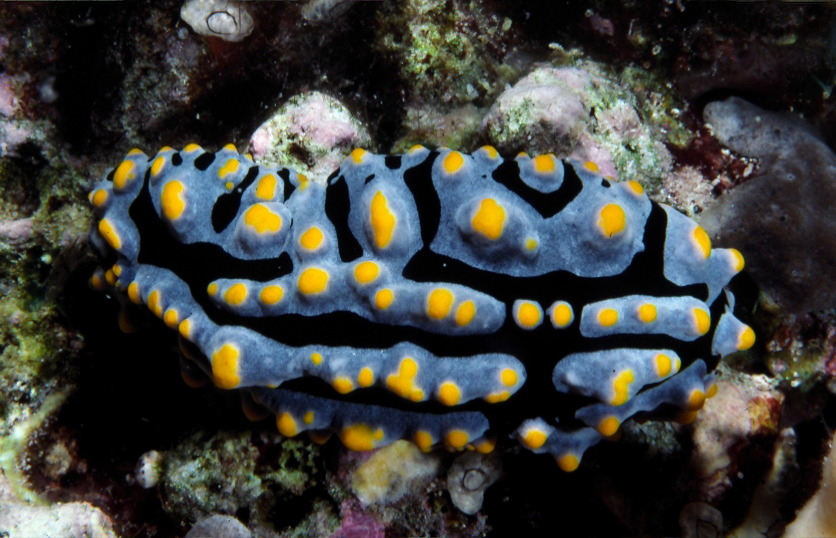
390,104,483,153
620,66,693,150
0,152,93,504
478,49,698,197
0,390,71,505
573,61,682,193
161,430,335,531
481,93,541,149
0,157,88,400
582,65,691,192
375,0,517,107
751,307,836,391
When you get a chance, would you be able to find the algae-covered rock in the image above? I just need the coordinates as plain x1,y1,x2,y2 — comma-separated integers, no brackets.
0,468,117,538
248,91,372,183
481,66,588,158
480,62,685,199
391,104,483,154
160,430,324,528
374,0,517,107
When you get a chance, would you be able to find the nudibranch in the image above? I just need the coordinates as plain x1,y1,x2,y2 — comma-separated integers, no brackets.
88,143,755,471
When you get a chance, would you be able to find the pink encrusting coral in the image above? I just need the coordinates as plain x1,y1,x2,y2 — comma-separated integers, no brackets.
331,499,385,538
249,91,372,181
0,74,20,117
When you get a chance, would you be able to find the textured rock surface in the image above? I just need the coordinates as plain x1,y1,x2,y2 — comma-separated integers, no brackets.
160,431,323,527
0,470,117,537
701,97,836,312
184,514,253,538
248,91,372,182
480,63,682,197
690,365,783,502
374,0,517,106
331,499,385,538
481,66,589,158
784,429,836,537
351,441,440,505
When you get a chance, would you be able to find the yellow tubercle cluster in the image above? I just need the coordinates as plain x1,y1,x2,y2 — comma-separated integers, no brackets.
471,198,506,240
385,357,424,402
369,191,397,249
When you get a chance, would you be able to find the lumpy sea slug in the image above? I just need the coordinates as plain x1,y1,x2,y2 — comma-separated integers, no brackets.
88,143,754,471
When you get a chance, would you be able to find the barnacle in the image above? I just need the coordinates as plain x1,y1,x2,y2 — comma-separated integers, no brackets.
180,0,254,42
